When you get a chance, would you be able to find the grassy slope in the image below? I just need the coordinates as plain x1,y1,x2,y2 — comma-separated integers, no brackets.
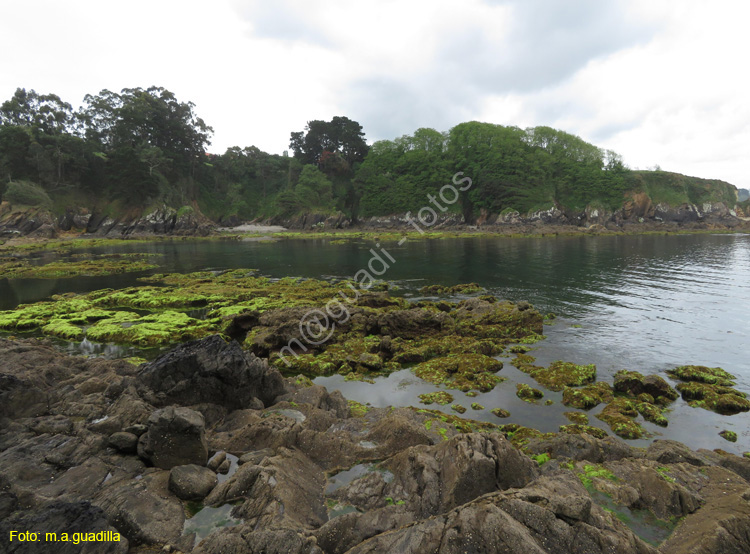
624,171,737,207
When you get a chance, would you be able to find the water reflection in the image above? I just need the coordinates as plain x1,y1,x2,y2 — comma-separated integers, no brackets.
1,234,749,452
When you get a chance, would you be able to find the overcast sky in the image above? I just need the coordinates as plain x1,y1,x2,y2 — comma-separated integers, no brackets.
1,0,748,188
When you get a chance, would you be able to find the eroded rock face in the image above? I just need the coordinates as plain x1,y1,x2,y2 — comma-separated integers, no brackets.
345,472,658,554
137,335,287,409
659,466,750,554
372,433,539,518
137,406,208,469
95,471,184,546
3,337,750,554
525,432,639,463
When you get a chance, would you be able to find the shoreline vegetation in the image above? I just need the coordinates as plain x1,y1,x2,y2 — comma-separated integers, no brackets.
2,87,750,245
1,222,749,253
3,87,750,552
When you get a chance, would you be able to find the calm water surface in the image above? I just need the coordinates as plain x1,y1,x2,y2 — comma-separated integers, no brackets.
2,233,748,452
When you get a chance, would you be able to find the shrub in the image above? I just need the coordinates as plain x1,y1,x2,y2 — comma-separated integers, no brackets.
4,180,52,208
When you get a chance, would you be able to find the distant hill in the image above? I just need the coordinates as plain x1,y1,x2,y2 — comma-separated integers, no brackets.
0,86,744,233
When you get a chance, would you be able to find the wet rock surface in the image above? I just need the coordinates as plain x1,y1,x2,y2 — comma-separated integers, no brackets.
1,336,750,554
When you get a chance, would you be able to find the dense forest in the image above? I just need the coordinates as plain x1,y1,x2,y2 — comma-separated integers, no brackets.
0,87,740,225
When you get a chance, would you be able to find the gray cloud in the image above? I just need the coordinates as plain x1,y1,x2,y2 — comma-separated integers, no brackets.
233,1,334,46
442,0,654,93
342,77,475,143
233,0,659,143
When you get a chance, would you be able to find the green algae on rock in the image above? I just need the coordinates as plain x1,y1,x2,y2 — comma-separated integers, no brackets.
674,382,750,414
0,253,159,279
499,424,555,450
508,345,531,354
559,424,608,440
418,283,484,296
719,430,737,442
470,402,484,410
596,397,644,440
511,353,537,369
562,382,614,410
348,400,369,417
418,391,454,405
516,383,544,402
451,404,466,414
413,354,505,393
491,408,511,418
517,360,597,392
0,271,543,389
264,296,539,385
667,365,750,414
668,365,737,386
563,411,589,425
613,370,679,404
86,310,215,347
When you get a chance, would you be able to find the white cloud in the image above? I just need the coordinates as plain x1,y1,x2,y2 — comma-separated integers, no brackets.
0,0,748,187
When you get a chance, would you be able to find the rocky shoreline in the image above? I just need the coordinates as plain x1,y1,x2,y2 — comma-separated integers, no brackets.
2,196,750,241
2,335,750,553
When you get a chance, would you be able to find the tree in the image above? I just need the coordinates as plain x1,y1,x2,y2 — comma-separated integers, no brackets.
295,165,334,210
289,116,368,168
0,88,74,135
80,87,213,179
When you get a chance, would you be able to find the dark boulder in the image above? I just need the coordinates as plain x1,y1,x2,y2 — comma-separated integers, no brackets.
137,335,286,409
137,406,208,469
